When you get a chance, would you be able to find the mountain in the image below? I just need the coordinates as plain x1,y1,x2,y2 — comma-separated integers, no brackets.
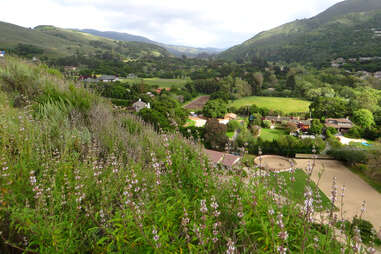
77,29,223,57
220,0,381,65
0,21,170,59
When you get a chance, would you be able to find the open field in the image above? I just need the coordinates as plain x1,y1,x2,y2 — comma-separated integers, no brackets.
124,78,189,88
260,128,289,141
184,96,210,110
229,96,311,113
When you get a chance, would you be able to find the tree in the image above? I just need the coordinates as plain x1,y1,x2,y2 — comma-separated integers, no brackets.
203,119,228,151
202,99,227,118
352,109,375,129
252,72,264,94
309,97,349,119
309,119,324,135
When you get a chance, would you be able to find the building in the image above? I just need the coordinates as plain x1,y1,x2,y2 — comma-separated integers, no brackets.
264,116,300,124
156,88,171,94
325,118,353,132
127,73,137,79
224,113,237,120
204,149,241,168
98,75,117,82
64,66,77,72
132,99,150,112
374,71,381,80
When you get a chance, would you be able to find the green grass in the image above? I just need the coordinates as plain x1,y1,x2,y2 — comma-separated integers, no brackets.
185,119,196,127
125,78,189,88
260,128,289,141
226,132,235,138
229,96,311,113
268,169,333,211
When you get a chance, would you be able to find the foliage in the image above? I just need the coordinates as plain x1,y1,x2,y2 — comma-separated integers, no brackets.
227,120,241,132
262,120,272,128
202,99,227,118
328,148,368,165
309,119,324,135
0,57,372,253
351,109,375,129
203,119,228,151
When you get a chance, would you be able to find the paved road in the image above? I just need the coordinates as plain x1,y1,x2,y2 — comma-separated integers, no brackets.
295,159,381,230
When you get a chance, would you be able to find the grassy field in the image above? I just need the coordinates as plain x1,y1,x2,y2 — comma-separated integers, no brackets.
125,78,189,88
229,96,311,113
268,170,332,211
260,128,289,141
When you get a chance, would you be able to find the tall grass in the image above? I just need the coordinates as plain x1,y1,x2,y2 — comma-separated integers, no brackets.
0,57,378,253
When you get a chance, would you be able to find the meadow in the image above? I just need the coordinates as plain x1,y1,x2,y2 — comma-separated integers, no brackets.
229,96,311,113
125,77,189,88
260,128,289,141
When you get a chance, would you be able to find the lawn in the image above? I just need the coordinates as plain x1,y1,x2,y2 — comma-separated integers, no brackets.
267,169,332,211
260,128,289,141
229,96,311,113
184,119,196,127
226,132,235,139
124,78,189,88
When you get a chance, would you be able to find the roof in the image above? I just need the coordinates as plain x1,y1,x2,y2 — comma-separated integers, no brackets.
224,113,237,119
204,149,241,168
132,101,147,107
98,75,117,80
325,118,353,129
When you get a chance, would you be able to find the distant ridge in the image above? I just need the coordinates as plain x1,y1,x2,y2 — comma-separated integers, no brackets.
219,0,381,65
77,29,224,57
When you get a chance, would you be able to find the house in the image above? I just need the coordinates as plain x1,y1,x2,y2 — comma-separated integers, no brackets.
204,149,241,168
218,119,229,125
264,116,300,124
146,92,155,98
224,113,237,120
98,75,117,82
325,118,353,132
127,73,137,79
156,88,171,94
132,99,150,112
374,71,381,80
0,51,5,57
64,66,77,72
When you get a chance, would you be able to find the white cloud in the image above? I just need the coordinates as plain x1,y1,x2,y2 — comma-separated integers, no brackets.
0,0,343,48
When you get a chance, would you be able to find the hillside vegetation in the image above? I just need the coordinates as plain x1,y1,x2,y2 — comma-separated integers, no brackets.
0,22,169,59
0,57,374,253
220,0,381,65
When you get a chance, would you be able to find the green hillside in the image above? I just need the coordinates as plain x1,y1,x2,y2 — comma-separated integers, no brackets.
0,21,170,59
0,56,357,253
220,0,381,65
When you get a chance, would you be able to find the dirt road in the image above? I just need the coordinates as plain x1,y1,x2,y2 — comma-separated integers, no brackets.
295,159,381,230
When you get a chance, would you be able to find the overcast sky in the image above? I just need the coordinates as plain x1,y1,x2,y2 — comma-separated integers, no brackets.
1,0,343,48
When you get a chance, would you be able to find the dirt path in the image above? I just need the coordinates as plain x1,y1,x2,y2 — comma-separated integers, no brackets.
295,159,381,230
184,96,210,110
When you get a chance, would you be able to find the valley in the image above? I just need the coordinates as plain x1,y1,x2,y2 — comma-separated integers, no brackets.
1,0,381,253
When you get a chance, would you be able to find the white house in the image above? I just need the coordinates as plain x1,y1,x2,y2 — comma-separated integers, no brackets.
132,99,150,112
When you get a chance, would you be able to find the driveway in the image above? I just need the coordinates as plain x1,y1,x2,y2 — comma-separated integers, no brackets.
295,159,381,230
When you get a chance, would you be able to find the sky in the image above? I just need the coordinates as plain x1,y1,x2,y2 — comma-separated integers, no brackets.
0,0,343,48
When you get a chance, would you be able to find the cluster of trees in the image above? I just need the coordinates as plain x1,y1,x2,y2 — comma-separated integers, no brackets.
139,96,188,131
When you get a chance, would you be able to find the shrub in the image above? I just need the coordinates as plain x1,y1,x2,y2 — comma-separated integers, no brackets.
328,148,368,165
262,119,272,128
227,120,241,132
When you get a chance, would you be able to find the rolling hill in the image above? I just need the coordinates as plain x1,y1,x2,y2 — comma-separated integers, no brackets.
0,21,170,59
220,0,381,65
77,29,223,57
